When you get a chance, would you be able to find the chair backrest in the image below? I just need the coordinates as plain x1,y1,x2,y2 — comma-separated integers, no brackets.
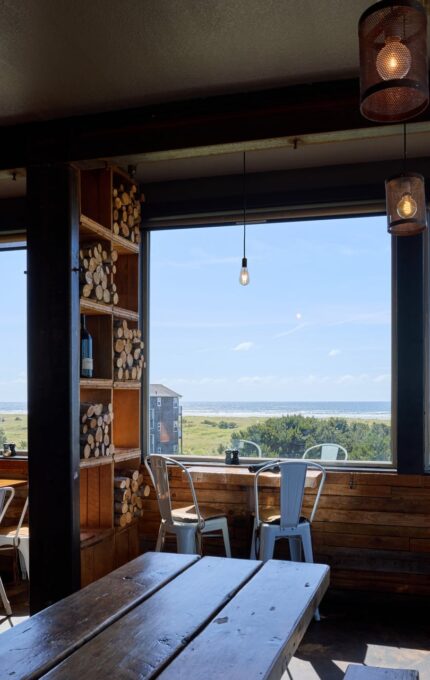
235,439,262,458
0,487,15,525
148,455,203,527
254,460,326,529
303,443,348,461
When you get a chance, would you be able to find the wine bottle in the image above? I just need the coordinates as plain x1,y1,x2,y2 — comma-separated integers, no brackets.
80,314,93,378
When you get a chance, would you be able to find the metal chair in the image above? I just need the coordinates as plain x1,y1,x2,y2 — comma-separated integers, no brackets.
148,454,231,556
303,442,348,461
0,487,16,616
233,439,262,457
0,495,30,581
251,460,326,619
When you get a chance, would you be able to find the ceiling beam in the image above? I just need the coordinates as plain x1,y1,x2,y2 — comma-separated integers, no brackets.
3,77,430,171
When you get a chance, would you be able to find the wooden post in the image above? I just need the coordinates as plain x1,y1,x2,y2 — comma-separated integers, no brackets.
392,233,426,473
27,164,81,613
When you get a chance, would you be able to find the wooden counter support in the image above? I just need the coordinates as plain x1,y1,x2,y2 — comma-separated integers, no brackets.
27,164,81,613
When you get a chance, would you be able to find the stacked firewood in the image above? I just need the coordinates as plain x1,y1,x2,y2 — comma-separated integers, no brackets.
114,469,148,527
112,182,143,244
80,402,114,459
79,242,119,305
114,320,144,381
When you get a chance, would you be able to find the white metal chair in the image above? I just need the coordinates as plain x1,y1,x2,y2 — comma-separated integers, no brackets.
0,487,16,616
303,442,348,461
0,495,30,581
251,460,326,619
234,439,262,458
149,454,231,556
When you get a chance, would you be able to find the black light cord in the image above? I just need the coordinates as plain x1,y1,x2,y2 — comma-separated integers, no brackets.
403,122,407,175
243,151,246,259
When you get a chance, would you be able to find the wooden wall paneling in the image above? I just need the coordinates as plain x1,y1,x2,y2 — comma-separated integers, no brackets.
93,534,115,581
27,163,81,613
139,468,430,594
114,525,131,568
0,459,28,479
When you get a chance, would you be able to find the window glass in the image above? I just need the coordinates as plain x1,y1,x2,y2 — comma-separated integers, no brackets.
0,249,27,452
150,217,391,462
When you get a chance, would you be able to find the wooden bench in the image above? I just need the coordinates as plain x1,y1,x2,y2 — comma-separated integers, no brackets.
345,665,419,679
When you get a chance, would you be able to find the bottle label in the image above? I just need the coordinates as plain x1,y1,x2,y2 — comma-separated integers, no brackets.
82,358,93,371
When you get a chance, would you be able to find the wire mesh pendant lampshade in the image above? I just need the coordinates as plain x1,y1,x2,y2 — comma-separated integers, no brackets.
359,0,428,122
385,172,427,234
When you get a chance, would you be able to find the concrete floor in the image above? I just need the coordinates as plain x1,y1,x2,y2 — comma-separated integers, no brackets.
1,583,429,679
288,590,430,680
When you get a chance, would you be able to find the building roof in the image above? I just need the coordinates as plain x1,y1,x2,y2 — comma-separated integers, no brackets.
150,384,182,398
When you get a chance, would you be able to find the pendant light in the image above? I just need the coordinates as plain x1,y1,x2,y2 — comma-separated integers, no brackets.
385,124,427,234
359,0,428,122
239,152,250,286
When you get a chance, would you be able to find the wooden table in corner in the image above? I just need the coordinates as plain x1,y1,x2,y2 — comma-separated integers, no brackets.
0,551,329,680
0,479,27,489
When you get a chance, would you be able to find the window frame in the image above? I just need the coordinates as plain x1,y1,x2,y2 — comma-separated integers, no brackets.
142,203,429,474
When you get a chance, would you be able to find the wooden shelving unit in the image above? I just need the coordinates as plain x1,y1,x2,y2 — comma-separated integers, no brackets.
78,166,143,586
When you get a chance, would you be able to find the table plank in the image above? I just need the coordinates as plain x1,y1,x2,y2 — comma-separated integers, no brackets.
0,552,198,680
344,666,419,680
42,556,262,680
189,466,321,489
157,560,330,680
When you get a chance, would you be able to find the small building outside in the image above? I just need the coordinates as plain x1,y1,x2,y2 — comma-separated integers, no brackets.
150,384,182,455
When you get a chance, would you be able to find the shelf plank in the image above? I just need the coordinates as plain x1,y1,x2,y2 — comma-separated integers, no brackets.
80,214,112,241
113,306,139,322
111,232,140,255
80,456,113,469
80,298,112,316
80,379,113,389
114,449,141,463
113,381,141,390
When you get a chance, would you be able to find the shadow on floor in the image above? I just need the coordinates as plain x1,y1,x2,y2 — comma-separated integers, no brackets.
288,590,430,680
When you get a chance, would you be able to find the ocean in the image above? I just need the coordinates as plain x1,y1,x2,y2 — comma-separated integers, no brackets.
0,400,392,421
181,401,391,420
0,402,27,414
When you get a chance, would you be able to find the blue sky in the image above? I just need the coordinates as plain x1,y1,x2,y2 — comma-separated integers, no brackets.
150,216,391,402
0,249,27,402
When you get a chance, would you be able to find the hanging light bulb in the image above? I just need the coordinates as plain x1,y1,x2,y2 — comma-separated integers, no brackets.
396,191,418,219
376,36,412,80
385,124,427,236
239,256,250,286
239,152,250,286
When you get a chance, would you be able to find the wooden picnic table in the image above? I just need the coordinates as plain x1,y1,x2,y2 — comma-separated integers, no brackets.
0,551,329,680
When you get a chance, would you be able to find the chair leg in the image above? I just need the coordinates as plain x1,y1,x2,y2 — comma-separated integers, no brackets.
0,576,12,617
155,523,166,552
176,527,198,554
259,527,276,562
18,540,30,579
288,536,302,562
221,519,231,558
250,518,258,559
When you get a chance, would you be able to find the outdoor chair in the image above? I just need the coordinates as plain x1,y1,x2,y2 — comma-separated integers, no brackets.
0,496,30,581
0,487,16,616
148,454,231,556
303,442,348,461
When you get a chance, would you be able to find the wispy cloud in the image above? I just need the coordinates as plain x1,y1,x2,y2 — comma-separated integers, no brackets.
273,323,308,339
328,349,340,357
373,374,390,383
233,342,254,352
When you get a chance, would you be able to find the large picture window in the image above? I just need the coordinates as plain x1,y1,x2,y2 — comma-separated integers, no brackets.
150,216,391,463
0,248,27,452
